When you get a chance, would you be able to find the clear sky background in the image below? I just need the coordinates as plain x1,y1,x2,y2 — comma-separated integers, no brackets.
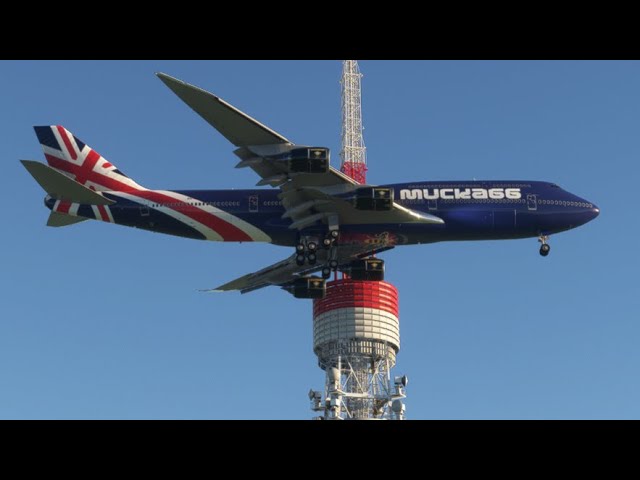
1,60,638,419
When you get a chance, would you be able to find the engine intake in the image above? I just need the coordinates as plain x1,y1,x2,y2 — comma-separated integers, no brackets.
354,187,394,211
267,147,330,174
349,259,385,282
285,277,327,299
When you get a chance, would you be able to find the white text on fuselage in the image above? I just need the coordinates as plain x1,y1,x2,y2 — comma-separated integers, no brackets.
400,188,522,201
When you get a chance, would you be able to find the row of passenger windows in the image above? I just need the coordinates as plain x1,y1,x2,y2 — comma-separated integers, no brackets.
406,184,532,189
400,198,593,208
438,198,526,204
147,198,592,209
401,198,527,205
150,201,241,208
540,200,593,208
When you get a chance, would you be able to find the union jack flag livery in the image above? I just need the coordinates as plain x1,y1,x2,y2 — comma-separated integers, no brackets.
33,125,270,242
21,73,599,297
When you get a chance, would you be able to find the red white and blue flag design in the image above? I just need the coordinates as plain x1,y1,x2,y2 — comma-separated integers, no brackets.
35,126,270,242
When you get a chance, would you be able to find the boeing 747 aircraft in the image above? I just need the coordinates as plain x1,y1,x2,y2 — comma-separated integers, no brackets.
21,73,599,298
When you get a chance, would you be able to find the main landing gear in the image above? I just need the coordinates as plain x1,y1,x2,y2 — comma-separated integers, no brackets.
295,231,340,267
321,261,340,280
295,240,317,266
322,230,339,248
538,235,551,257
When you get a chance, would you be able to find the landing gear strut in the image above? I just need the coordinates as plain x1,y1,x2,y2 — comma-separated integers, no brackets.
538,236,551,257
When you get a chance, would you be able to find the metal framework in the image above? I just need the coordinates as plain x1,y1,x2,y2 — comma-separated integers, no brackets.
309,62,407,420
340,60,368,184
310,348,407,420
310,280,407,420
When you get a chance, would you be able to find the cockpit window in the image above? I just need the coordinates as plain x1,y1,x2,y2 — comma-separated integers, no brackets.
550,183,560,188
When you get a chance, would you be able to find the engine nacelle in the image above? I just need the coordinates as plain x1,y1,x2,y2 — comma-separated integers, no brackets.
353,187,394,211
348,259,385,282
284,277,327,299
267,147,330,174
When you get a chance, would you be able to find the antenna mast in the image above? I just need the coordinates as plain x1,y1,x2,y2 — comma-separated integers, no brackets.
309,61,408,420
340,60,368,184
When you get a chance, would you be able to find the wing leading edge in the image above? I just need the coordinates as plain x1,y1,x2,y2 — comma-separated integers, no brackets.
156,72,291,147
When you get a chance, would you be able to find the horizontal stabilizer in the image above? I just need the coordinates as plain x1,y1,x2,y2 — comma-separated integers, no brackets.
156,72,291,147
20,160,115,205
47,212,88,228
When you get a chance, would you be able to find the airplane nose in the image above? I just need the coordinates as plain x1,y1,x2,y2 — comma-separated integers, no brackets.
587,204,600,222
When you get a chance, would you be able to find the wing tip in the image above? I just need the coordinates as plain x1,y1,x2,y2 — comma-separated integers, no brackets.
156,72,181,86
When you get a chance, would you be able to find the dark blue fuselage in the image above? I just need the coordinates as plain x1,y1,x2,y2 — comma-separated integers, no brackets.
46,180,599,247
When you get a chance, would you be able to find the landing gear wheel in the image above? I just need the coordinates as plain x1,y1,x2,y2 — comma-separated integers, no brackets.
307,253,317,265
307,242,318,252
330,230,340,239
329,260,339,270
322,238,333,248
296,243,305,254
538,235,550,257
321,267,332,279
296,254,306,266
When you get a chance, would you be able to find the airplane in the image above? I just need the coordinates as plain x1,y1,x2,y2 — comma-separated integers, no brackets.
21,72,600,299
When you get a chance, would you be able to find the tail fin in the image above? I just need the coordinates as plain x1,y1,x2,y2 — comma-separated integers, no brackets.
34,125,143,192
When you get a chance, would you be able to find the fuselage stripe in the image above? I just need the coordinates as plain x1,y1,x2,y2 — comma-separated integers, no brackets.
44,154,253,241
110,191,224,241
134,191,252,241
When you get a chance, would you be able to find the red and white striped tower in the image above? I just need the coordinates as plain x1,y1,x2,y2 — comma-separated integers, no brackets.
309,61,407,420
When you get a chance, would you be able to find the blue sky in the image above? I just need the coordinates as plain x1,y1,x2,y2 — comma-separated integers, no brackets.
1,60,638,419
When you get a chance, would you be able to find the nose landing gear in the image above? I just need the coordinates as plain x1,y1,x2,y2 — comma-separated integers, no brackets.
538,236,551,257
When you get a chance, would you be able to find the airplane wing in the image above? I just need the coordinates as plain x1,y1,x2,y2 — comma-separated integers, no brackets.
281,187,444,229
210,243,394,294
157,72,357,190
157,73,443,229
157,72,291,147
